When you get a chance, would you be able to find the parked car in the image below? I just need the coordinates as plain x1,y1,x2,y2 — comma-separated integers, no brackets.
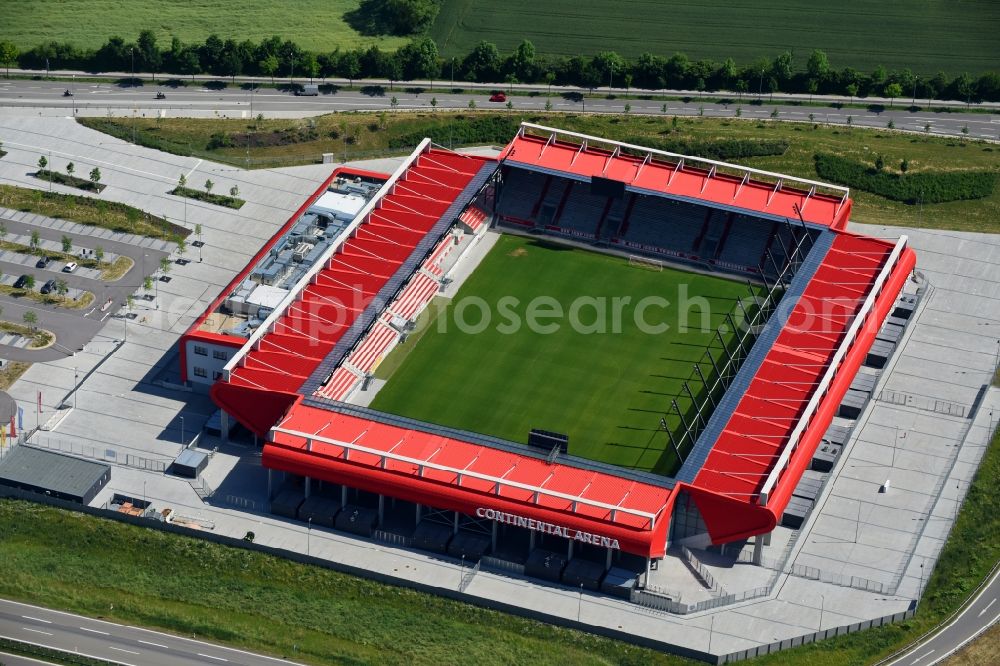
489,92,507,102
35,255,51,268
63,261,78,273
40,279,57,295
13,275,29,289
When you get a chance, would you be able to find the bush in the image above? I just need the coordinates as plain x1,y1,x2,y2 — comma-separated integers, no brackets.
814,152,996,203
388,115,519,149
207,132,235,149
627,136,789,161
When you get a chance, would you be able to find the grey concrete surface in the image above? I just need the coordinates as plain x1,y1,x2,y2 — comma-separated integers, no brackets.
0,598,306,666
0,79,997,140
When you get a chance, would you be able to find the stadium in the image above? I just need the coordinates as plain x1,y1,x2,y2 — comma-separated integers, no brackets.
179,122,916,597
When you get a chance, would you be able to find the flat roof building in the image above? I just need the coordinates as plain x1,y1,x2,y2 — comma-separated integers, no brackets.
0,446,111,505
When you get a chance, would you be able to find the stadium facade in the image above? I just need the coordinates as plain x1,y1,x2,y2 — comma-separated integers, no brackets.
180,124,916,589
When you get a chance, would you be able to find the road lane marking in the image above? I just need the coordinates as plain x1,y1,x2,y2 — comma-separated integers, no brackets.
138,639,168,648
108,646,141,655
198,653,229,661
22,627,53,636
978,597,996,617
911,649,934,663
21,616,52,623
80,626,110,635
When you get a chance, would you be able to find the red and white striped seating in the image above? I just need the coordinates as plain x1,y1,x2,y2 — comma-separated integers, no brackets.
422,236,455,277
314,366,361,401
389,272,439,321
347,322,398,373
460,207,488,233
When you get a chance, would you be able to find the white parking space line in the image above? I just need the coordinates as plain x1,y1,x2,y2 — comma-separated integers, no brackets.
80,626,110,635
21,616,52,624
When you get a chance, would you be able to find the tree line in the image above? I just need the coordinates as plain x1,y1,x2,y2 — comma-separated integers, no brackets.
1,31,998,103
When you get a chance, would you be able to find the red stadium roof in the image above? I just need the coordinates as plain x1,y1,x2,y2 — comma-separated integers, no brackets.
500,123,852,229
691,232,916,542
264,401,673,556
211,145,493,435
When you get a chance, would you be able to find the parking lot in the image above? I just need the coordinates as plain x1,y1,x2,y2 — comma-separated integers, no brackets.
0,208,170,361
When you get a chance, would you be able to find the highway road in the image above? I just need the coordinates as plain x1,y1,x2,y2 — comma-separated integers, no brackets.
0,598,306,666
0,80,997,141
884,565,1000,666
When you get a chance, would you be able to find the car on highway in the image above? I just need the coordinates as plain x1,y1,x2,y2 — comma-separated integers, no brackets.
63,261,78,273
13,275,30,289
489,92,507,102
36,255,52,268
156,92,166,100
40,279,57,295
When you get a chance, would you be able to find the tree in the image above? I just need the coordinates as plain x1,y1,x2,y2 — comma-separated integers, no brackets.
884,82,903,108
259,54,279,84
204,179,214,194
900,158,909,174
806,78,818,103
467,98,476,109
544,98,552,112
94,246,104,263
0,223,6,240
924,122,931,133
806,49,830,81
623,102,631,114
229,184,239,198
384,57,403,90
301,52,319,83
126,294,134,311
390,95,399,111
623,73,633,98
178,173,187,189
396,37,439,80
874,154,885,171
592,51,624,88
23,275,35,290
462,41,501,82
430,96,438,110
177,238,187,257
338,51,361,85
845,82,859,105
37,155,47,172
143,275,154,292
847,115,853,126
55,279,68,297
66,162,74,177
505,100,513,113
543,71,556,96
0,40,17,78
30,230,40,249
509,39,536,83
137,30,162,79
159,256,172,274
771,51,794,86
89,167,101,189
61,235,72,253
23,311,37,328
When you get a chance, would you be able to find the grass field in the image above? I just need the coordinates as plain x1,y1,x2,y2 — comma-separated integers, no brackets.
77,112,1000,235
1,1,407,53
370,235,749,475
431,0,1000,75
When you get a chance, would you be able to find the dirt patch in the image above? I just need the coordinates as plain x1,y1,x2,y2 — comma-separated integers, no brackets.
508,247,528,258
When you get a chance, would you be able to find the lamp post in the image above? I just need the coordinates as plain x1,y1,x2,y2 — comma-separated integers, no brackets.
819,594,825,631
73,367,78,409
180,415,185,446
129,48,134,81
577,583,583,621
307,517,312,556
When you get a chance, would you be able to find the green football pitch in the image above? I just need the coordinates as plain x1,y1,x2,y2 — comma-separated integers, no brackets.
370,235,753,476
